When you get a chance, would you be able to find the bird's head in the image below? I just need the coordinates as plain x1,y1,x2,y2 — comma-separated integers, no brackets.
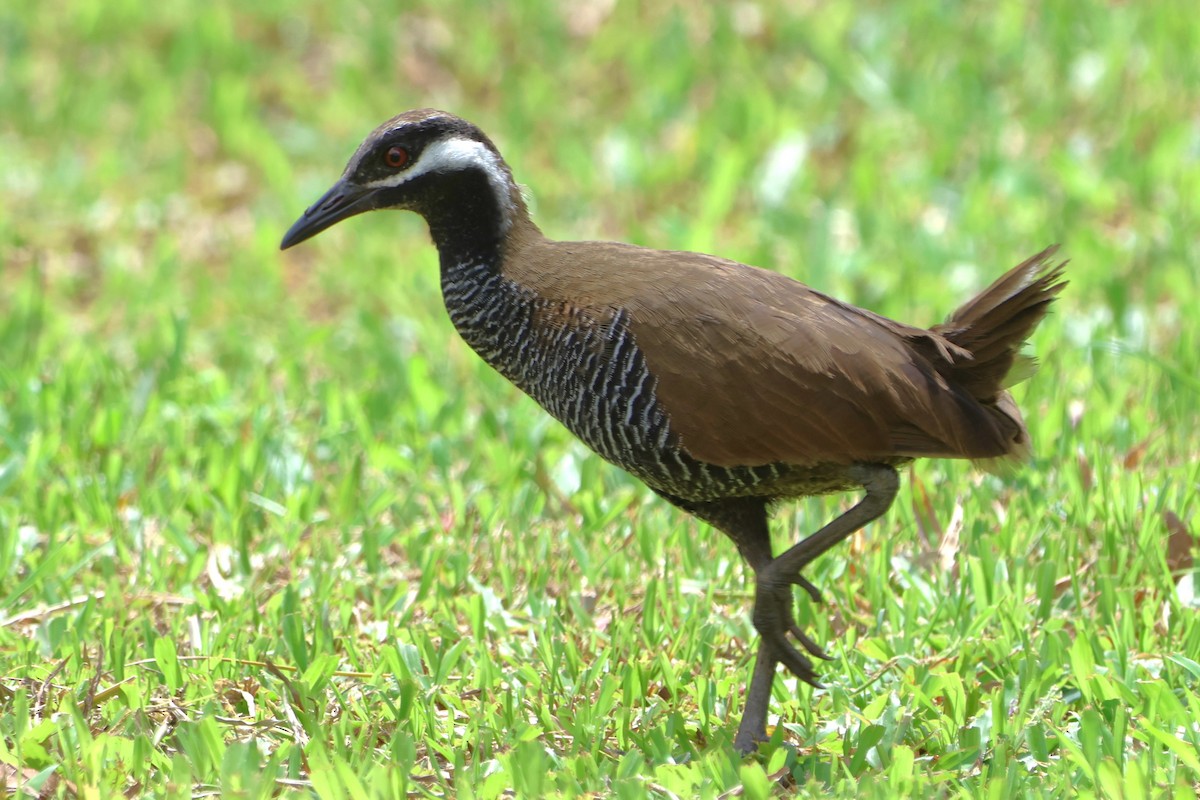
281,108,521,250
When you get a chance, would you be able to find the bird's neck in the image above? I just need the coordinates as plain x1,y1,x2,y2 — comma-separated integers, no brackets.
422,171,545,369
419,169,535,275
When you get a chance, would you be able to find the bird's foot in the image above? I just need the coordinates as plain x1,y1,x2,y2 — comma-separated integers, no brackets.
753,569,833,687
734,569,836,752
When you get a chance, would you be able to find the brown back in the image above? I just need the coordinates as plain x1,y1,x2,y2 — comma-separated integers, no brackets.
503,223,1063,469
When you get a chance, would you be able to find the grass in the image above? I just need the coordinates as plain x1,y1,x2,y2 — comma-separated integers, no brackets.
1,0,1198,796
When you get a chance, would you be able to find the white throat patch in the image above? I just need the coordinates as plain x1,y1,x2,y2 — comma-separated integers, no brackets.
364,136,516,230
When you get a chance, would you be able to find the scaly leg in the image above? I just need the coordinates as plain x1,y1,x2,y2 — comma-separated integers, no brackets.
663,464,899,753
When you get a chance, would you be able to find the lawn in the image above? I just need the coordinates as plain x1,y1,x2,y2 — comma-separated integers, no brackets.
2,1,1198,797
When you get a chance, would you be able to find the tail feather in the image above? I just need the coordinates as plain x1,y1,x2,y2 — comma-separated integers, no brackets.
933,245,1068,399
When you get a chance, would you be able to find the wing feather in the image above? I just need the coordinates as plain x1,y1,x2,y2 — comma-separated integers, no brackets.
504,235,1025,469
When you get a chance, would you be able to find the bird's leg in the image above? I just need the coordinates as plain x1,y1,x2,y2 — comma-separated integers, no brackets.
750,464,899,711
767,464,899,581
736,640,779,753
658,470,897,754
657,494,805,753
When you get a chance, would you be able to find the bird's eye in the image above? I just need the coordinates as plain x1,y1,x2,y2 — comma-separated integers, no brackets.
384,146,409,168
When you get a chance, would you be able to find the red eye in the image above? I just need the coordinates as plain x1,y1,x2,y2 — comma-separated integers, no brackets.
385,146,409,168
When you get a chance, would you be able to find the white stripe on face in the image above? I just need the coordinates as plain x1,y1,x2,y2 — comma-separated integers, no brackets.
364,136,516,228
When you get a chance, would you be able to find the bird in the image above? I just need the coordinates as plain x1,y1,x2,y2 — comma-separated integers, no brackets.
281,108,1065,753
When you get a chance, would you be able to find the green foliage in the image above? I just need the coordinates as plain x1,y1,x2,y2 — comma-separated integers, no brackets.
1,0,1198,796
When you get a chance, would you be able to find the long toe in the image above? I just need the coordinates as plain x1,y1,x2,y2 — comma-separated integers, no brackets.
759,625,822,688
752,580,826,688
790,623,833,661
792,574,823,604
773,639,822,687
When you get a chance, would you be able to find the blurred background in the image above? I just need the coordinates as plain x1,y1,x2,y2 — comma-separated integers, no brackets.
2,0,1197,795
6,2,1195,335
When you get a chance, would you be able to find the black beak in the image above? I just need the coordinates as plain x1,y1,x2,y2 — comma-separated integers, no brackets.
280,179,377,250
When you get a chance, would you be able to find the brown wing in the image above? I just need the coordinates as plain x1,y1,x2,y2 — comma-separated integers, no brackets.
628,258,1027,467
505,234,1025,469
